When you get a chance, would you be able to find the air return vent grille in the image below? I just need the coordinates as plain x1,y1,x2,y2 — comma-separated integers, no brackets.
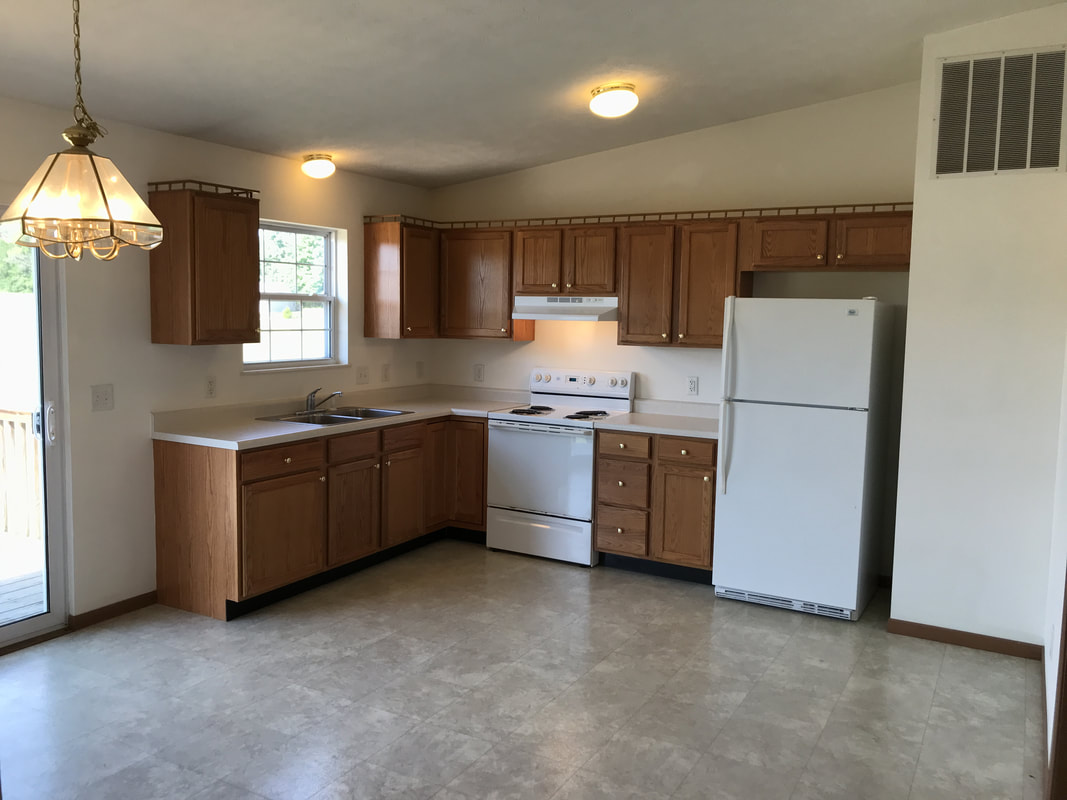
935,48,1066,176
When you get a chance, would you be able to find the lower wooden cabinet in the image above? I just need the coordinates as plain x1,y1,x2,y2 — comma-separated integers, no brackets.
424,421,449,531
327,456,381,567
383,446,424,547
594,431,716,570
241,469,327,598
449,419,486,527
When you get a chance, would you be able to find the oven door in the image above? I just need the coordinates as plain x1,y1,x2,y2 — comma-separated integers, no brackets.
487,420,594,520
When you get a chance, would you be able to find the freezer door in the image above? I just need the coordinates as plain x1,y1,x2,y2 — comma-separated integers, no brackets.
713,401,869,611
725,298,876,408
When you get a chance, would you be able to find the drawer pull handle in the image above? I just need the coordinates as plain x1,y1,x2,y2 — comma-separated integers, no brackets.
618,443,625,449
319,476,326,482
284,457,292,464
617,527,623,534
681,449,688,455
617,481,624,487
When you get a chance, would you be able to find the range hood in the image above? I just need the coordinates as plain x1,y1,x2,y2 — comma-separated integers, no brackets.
512,295,618,322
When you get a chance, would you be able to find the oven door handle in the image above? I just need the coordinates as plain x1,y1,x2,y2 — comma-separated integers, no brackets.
488,420,594,437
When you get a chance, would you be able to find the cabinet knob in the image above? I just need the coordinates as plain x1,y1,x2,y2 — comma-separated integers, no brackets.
618,443,625,449
661,333,668,339
386,460,392,467
816,254,824,261
374,463,380,469
551,283,557,288
284,457,292,464
617,527,623,534
836,253,843,260
406,326,412,332
704,476,710,482
501,328,507,333
618,481,624,487
681,449,688,455
678,334,685,340
319,476,326,482
566,283,572,288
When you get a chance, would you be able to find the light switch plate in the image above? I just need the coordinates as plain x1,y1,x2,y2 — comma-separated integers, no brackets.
205,375,217,399
473,363,485,383
356,366,370,385
91,383,114,412
381,363,391,383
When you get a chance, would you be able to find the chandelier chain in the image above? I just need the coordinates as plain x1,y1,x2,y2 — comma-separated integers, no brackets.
71,0,106,139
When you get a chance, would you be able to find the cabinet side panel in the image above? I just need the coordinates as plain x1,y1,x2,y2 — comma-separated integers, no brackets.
154,440,237,619
365,221,402,338
148,191,195,345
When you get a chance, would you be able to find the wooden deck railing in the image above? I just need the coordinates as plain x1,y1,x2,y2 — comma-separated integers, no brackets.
0,410,42,540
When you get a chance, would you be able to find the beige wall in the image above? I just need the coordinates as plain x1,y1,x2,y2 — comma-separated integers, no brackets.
892,4,1067,646
0,95,434,614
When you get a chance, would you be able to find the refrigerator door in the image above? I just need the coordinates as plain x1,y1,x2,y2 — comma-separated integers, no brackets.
713,400,868,611
724,298,876,408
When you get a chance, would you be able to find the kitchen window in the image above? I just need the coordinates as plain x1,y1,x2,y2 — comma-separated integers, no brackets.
243,223,339,368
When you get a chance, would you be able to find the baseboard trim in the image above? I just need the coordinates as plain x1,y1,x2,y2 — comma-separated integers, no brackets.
0,627,68,657
887,618,1043,661
68,591,158,631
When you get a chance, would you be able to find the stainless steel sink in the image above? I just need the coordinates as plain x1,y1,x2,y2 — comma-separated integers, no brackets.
333,407,411,419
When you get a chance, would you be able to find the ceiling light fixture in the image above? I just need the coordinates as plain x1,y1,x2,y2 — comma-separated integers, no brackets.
301,155,336,179
589,83,639,118
0,0,162,261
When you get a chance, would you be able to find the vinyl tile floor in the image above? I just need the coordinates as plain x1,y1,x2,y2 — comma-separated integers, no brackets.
0,540,1046,800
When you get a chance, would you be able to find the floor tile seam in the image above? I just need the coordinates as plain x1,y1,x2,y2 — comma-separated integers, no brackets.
904,646,949,799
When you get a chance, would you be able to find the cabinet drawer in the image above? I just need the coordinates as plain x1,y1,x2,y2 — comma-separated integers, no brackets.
328,430,380,464
597,459,650,508
657,436,716,467
598,431,651,459
595,506,648,556
241,439,323,482
383,422,427,452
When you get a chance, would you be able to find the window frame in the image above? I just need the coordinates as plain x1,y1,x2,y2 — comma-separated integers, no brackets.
243,220,341,372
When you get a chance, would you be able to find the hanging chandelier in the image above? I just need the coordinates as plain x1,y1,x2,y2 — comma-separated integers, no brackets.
0,0,163,261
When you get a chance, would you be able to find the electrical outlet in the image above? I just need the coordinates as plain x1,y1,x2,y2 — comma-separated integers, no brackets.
473,363,485,383
381,363,391,383
356,365,370,385
205,375,217,399
415,361,425,380
687,376,699,396
90,383,114,412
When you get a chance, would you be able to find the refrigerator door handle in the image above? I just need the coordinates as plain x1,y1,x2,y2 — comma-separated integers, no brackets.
718,398,730,494
721,296,736,400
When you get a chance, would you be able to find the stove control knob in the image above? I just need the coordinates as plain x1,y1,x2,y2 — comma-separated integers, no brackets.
533,373,542,382
587,376,596,385
620,378,628,387
544,373,552,382
609,377,618,387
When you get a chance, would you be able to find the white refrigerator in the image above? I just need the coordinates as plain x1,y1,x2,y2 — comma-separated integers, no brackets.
713,297,890,620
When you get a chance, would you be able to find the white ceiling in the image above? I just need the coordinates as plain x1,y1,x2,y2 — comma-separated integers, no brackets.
0,0,1060,187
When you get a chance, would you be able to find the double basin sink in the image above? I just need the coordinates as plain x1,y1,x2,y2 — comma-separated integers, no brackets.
257,407,413,426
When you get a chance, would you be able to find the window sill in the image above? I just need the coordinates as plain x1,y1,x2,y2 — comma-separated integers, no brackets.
242,360,348,376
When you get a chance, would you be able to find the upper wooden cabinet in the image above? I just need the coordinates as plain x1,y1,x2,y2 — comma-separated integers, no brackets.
739,212,912,272
149,186,260,345
618,224,675,345
676,222,737,347
833,213,912,269
364,221,440,339
441,230,533,340
514,226,617,295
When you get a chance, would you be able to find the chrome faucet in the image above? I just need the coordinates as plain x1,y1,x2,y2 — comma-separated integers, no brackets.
305,387,343,412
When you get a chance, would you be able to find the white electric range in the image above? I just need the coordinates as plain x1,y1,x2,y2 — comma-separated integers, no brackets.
486,368,635,566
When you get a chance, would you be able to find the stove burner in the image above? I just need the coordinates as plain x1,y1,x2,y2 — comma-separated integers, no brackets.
578,410,609,416
511,408,543,416
529,405,554,411
564,414,591,420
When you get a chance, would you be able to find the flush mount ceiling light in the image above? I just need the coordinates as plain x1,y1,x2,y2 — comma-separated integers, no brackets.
301,154,336,179
0,0,162,261
589,82,639,118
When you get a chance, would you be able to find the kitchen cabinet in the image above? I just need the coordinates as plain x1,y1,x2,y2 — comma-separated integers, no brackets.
148,186,260,345
513,226,617,295
241,469,327,598
424,421,449,531
449,419,487,528
738,217,829,270
617,224,675,345
594,431,716,570
675,222,737,347
833,213,912,269
364,221,440,338
513,228,563,293
328,456,381,567
382,446,424,547
441,230,534,340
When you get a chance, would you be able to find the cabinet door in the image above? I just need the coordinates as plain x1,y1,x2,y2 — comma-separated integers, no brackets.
563,226,616,294
440,231,513,338
739,218,829,270
514,229,563,294
449,419,486,527
676,222,737,347
424,421,448,531
382,447,424,547
327,457,381,567
193,194,260,344
401,226,440,337
618,225,674,345
240,470,326,598
650,463,714,568
832,213,912,270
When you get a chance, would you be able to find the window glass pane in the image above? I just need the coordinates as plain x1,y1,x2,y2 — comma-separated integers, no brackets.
243,339,269,364
264,262,296,293
270,300,301,330
268,331,301,362
263,230,295,263
302,330,328,360
258,299,270,331
297,234,325,265
302,301,326,329
297,263,325,295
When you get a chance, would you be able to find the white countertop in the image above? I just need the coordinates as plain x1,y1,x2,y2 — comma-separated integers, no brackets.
152,387,718,450
594,412,718,439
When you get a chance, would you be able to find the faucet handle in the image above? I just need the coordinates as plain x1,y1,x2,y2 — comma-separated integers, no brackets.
307,387,323,397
